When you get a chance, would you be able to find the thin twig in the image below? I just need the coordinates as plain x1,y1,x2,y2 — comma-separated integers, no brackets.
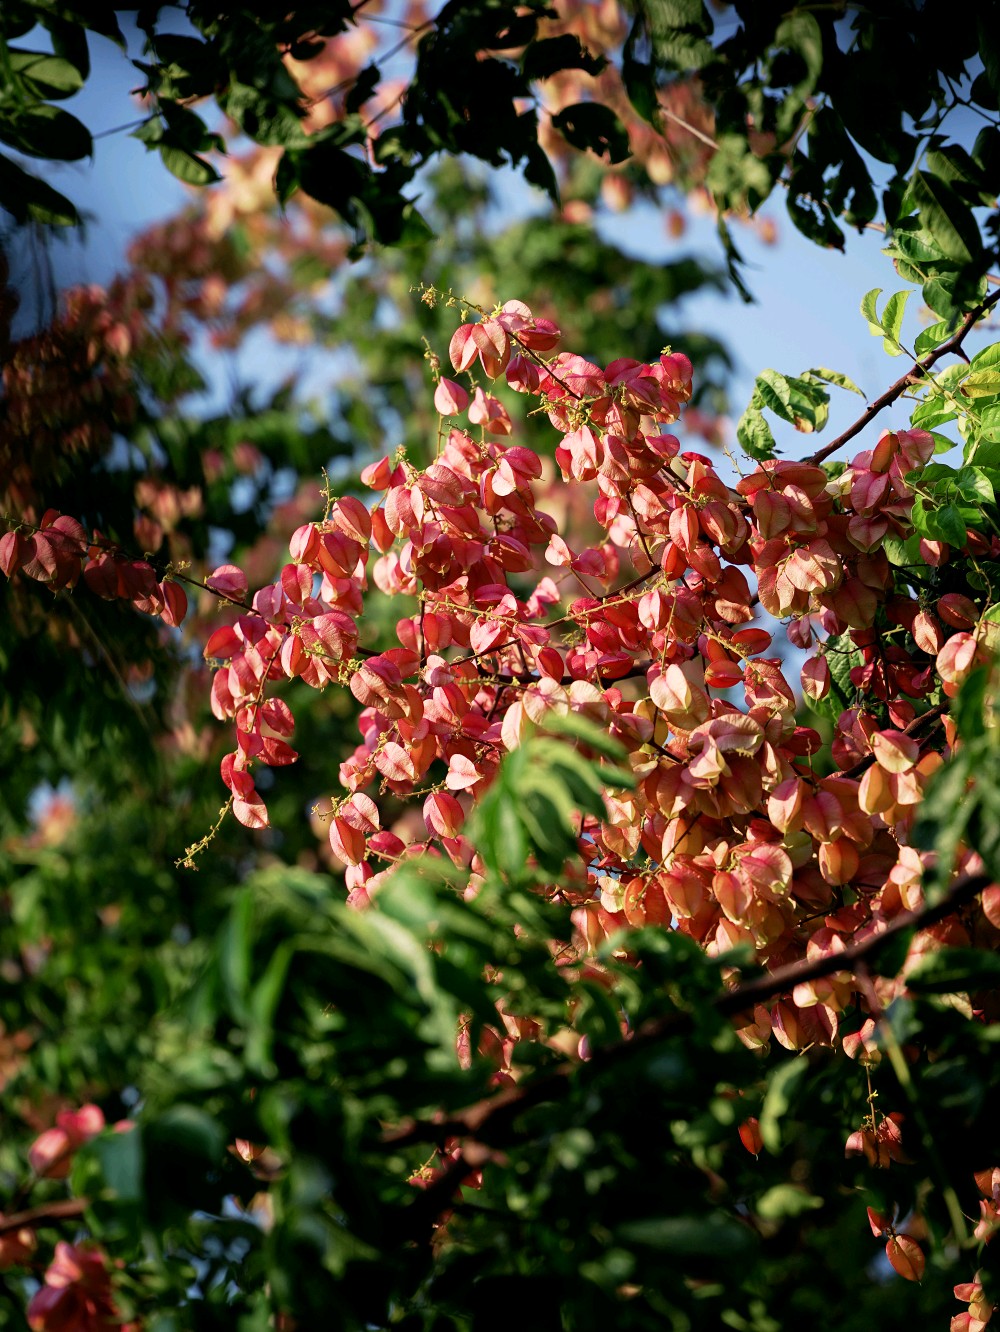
58,594,157,737
659,105,719,152
836,700,948,782
92,116,154,141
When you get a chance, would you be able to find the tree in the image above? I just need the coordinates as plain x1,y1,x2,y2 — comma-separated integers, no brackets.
4,0,1000,306
5,4,1000,1331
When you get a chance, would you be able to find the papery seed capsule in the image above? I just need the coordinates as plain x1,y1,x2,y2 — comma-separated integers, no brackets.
739,1118,763,1156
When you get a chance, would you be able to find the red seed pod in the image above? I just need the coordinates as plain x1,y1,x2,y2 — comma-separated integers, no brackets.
936,593,978,630
0,530,26,578
801,654,831,700
739,1118,763,1156
885,1235,925,1283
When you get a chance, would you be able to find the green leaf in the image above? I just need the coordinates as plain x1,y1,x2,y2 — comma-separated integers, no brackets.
522,35,605,81
736,403,776,460
622,15,658,126
550,103,630,163
540,710,630,764
924,270,988,320
160,101,224,155
962,370,1000,399
574,978,628,1047
246,939,296,1073
93,1124,144,1204
975,409,1000,446
148,1317,183,1332
883,533,922,566
784,375,830,432
0,104,92,161
473,773,530,880
646,0,709,25
880,288,912,355
901,170,984,265
914,462,958,486
716,216,754,303
910,393,957,430
861,287,883,334
932,503,968,548
931,431,959,454
955,466,994,504
914,320,954,358
8,48,85,98
774,13,823,98
912,751,976,901
158,144,220,186
938,361,978,394
345,62,380,115
971,71,998,112
142,1106,226,1224
147,31,218,101
805,366,865,398
974,124,1000,177
617,1213,756,1257
707,132,776,211
519,785,576,866
45,16,91,80
755,1184,824,1221
787,184,845,251
759,1058,808,1154
0,151,78,224
953,663,991,742
221,81,307,148
906,947,1000,994
754,369,795,423
645,0,713,69
926,144,996,206
970,343,1000,374
870,924,915,980
220,888,253,1020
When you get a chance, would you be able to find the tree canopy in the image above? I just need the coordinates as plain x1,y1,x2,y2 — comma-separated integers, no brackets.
5,4,1000,1331
4,0,1000,300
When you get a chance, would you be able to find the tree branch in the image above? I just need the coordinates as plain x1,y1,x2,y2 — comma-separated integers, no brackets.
836,700,948,782
388,868,989,1158
806,287,1000,466
0,1198,89,1234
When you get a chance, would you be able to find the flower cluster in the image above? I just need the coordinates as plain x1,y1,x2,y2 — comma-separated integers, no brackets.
27,1242,127,1332
7,297,1000,1310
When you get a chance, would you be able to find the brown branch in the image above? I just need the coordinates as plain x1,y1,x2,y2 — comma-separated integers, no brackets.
387,868,989,1157
836,700,948,782
491,657,656,688
716,870,989,1016
806,286,1000,467
0,1198,89,1234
